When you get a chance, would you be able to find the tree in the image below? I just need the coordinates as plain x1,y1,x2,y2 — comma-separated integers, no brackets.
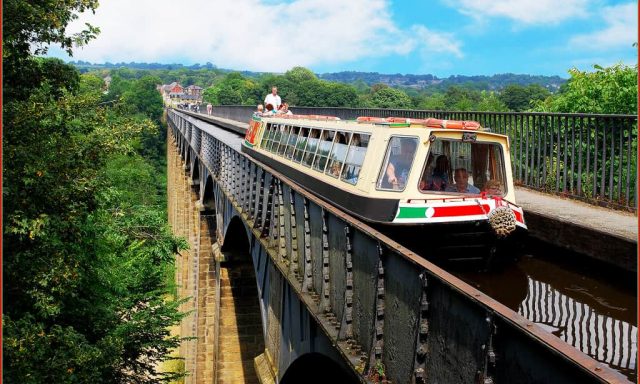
477,91,509,112
499,84,550,111
535,64,637,114
284,66,317,83
4,1,186,381
203,72,260,105
122,75,164,120
324,82,358,107
419,93,446,110
106,75,133,101
443,86,481,110
366,85,413,109
3,0,100,100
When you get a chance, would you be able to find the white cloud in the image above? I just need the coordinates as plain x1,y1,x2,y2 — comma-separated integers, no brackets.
59,0,462,72
446,0,589,24
569,3,638,50
411,25,463,58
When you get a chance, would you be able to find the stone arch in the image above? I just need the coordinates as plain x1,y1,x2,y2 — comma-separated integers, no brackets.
184,147,191,172
217,215,265,383
201,175,215,211
191,157,200,186
179,138,185,161
221,216,250,258
280,353,359,384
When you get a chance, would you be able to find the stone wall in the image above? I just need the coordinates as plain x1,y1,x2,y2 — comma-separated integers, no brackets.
167,135,219,384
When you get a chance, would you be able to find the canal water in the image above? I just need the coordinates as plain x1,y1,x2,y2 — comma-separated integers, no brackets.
454,239,637,382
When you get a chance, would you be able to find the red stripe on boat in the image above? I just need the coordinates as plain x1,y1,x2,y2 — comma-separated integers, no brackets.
432,205,491,218
512,209,523,223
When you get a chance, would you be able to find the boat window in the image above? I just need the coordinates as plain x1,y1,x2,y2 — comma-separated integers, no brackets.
325,132,352,179
293,127,309,162
341,133,370,185
302,129,321,167
376,136,419,191
261,123,275,149
418,138,507,195
268,124,284,153
284,126,300,159
313,130,336,172
276,125,293,155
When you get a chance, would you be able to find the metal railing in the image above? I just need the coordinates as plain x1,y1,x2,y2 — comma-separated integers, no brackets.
205,105,638,211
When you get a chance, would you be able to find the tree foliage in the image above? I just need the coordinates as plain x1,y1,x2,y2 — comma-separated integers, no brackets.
4,1,186,382
535,64,637,114
362,84,413,109
499,84,550,111
203,72,261,105
3,0,100,100
122,75,165,120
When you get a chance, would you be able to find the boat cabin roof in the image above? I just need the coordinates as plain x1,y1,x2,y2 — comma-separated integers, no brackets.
256,115,507,140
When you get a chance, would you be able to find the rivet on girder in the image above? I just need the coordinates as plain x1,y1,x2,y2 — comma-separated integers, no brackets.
416,344,428,359
420,297,429,313
419,320,429,336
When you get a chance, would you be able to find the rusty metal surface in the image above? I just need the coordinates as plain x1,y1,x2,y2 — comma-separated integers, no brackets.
167,109,629,383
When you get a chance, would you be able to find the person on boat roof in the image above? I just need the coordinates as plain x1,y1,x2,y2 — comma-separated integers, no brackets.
447,168,480,194
264,86,281,111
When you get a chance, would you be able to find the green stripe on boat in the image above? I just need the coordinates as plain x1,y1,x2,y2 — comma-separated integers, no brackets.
396,206,426,219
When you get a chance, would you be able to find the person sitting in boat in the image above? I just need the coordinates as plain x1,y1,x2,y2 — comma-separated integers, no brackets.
483,179,503,195
446,168,481,194
329,162,342,177
419,174,446,192
264,103,276,115
432,155,450,183
385,138,417,189
419,153,436,190
276,102,293,115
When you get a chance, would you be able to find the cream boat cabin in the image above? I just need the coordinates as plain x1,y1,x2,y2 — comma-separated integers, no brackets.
242,114,527,262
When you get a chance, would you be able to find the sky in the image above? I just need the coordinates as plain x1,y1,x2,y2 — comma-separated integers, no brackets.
47,0,638,77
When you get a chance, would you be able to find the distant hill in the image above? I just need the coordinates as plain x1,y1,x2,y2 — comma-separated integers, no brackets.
318,71,566,91
67,61,565,91
68,60,220,71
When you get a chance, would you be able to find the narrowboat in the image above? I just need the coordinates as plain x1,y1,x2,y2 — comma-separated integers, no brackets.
241,114,527,263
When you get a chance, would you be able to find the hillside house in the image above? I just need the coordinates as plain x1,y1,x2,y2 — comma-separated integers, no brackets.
185,85,203,98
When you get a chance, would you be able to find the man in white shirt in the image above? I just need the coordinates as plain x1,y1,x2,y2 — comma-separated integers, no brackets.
264,86,281,111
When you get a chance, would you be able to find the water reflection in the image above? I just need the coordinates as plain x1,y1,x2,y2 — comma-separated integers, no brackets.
457,252,637,382
519,277,637,378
